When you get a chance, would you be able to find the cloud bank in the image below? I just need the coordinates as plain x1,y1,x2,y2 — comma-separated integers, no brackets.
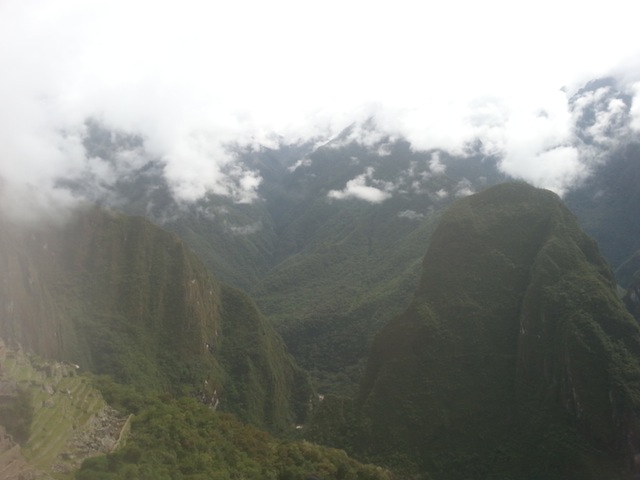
1,0,640,220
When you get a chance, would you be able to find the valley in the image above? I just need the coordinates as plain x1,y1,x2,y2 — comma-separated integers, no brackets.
1,78,640,478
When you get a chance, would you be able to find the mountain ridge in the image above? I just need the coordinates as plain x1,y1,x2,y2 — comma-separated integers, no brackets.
311,183,640,479
0,206,311,431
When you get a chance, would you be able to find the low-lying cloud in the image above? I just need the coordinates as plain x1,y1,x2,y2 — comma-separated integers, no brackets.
397,210,425,220
2,0,640,221
328,168,393,204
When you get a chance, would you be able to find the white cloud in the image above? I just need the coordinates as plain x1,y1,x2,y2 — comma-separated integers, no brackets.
454,179,475,198
429,152,446,175
631,82,640,132
227,221,263,235
484,89,587,194
1,0,640,220
500,146,583,195
398,210,425,220
587,97,629,145
288,158,312,172
328,168,392,203
434,188,449,200
571,86,631,149
377,144,392,157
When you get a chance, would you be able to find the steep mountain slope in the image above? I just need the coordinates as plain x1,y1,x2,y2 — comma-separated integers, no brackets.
355,183,640,479
0,208,311,431
250,141,503,384
78,120,508,392
183,138,505,391
53,81,640,393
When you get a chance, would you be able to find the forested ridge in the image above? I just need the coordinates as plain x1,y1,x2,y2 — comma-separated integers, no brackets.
2,103,640,477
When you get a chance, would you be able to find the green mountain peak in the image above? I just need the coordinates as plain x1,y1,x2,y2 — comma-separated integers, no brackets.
357,182,640,479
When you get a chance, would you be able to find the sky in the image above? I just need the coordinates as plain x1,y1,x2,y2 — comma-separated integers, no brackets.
1,0,640,220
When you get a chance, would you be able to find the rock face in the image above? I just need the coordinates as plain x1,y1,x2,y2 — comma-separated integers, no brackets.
358,183,640,479
0,208,311,431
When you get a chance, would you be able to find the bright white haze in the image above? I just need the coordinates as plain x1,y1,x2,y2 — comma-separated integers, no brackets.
1,0,640,220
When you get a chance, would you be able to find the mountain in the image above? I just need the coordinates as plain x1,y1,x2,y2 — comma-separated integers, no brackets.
563,76,640,286
77,120,509,393
564,141,640,283
73,98,640,398
347,183,640,479
249,138,506,387
0,207,311,431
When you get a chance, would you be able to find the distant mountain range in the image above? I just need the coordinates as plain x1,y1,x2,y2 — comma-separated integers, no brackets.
1,77,640,478
69,78,640,395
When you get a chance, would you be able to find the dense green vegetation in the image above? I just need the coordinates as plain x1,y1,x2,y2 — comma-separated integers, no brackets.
1,206,396,478
217,284,312,429
76,393,393,480
4,120,640,478
311,183,640,479
0,387,34,444
128,139,507,394
80,120,640,399
0,208,311,431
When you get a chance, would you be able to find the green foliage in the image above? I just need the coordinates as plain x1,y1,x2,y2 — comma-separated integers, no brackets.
0,386,34,444
348,183,640,479
89,374,161,414
0,207,313,433
217,284,314,431
305,395,368,452
252,202,436,381
76,396,393,480
131,140,506,394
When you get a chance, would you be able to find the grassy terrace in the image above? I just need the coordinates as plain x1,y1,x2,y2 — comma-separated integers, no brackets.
1,345,127,479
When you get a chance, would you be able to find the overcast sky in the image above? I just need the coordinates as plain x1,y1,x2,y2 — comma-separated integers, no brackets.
1,0,640,220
